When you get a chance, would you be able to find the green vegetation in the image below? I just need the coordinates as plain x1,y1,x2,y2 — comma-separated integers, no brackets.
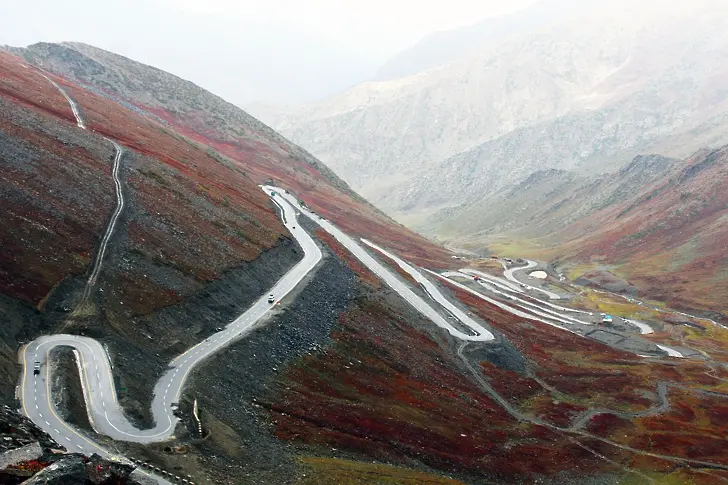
297,457,468,485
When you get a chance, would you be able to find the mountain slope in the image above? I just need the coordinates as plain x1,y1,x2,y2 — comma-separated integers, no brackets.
457,146,728,319
4,42,728,485
374,0,597,81
270,0,728,226
551,146,728,318
12,42,450,267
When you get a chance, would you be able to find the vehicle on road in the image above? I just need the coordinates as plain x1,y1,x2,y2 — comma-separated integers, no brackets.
268,294,275,304
602,314,614,324
33,361,40,376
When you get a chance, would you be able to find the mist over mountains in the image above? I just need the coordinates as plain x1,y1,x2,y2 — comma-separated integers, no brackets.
265,0,728,240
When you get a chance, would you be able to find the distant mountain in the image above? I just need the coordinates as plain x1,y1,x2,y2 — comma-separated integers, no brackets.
424,153,679,240
374,0,598,81
549,147,728,318
269,0,728,234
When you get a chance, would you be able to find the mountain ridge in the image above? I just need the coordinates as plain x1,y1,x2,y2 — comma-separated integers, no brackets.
268,0,728,234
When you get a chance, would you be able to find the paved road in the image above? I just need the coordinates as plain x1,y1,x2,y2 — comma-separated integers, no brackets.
625,319,654,335
79,141,125,303
503,260,562,300
362,240,494,341
657,344,684,358
425,269,583,336
20,188,320,444
431,269,688,358
269,187,495,342
444,271,592,326
461,268,524,294
37,71,86,129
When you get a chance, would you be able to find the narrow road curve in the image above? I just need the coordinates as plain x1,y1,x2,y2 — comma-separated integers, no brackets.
503,260,562,300
21,188,321,445
79,141,125,303
270,187,494,342
36,71,86,129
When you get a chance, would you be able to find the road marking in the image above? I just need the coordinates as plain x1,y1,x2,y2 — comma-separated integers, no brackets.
19,187,321,456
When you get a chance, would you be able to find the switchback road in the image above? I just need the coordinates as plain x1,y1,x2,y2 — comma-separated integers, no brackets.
20,188,321,445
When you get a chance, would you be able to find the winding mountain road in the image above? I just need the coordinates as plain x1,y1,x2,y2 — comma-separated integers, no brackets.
20,185,502,483
362,239,494,341
502,260,562,300
20,189,321,446
269,187,494,342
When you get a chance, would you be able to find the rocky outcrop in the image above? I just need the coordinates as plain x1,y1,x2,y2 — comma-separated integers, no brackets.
0,406,136,485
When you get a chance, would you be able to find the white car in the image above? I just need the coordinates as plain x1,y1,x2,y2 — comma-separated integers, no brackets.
267,294,275,304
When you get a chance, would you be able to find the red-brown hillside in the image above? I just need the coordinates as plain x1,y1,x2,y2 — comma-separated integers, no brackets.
0,51,285,315
11,42,452,269
552,146,728,318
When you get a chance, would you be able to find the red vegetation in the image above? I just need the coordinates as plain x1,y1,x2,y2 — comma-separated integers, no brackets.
631,388,728,465
268,298,612,479
553,147,728,317
0,60,114,305
0,52,286,314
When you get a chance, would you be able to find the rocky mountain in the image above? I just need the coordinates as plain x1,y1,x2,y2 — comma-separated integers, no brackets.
268,0,728,232
444,146,728,318
4,39,728,485
373,0,598,81
424,153,680,239
0,406,138,484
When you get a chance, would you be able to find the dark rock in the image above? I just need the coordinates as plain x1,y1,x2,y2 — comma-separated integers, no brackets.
21,455,88,485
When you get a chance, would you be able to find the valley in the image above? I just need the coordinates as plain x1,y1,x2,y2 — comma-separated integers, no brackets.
2,31,728,485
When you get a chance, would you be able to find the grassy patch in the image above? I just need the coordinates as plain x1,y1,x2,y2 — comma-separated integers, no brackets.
486,239,552,259
297,456,467,485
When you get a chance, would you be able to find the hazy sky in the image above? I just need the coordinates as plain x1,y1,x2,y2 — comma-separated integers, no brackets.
161,0,538,55
0,0,537,105
2,0,536,58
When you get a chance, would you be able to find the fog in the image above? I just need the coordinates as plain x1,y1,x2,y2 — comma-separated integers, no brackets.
1,0,720,107
0,0,535,106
